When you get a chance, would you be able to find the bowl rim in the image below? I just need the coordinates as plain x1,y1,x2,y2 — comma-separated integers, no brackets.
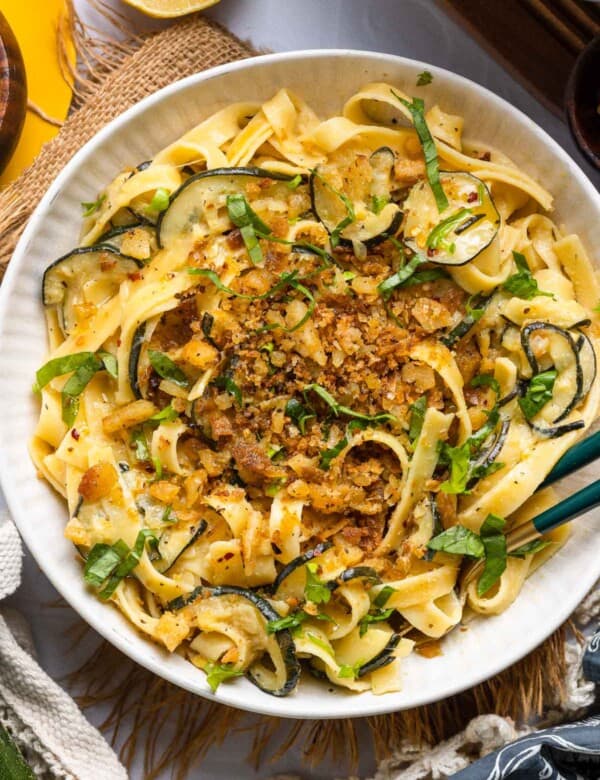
1,48,599,720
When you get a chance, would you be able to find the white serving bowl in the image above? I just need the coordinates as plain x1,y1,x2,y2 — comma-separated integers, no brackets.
0,50,598,720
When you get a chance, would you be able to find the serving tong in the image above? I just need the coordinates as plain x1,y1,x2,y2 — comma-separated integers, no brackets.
459,429,600,594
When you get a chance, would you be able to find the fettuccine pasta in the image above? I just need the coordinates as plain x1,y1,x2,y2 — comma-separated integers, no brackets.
31,83,600,697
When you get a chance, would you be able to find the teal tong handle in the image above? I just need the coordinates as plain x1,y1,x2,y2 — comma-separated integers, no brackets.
541,430,600,488
533,478,600,534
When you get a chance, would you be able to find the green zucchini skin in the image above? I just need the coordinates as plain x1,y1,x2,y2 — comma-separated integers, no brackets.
129,321,148,399
156,166,295,249
42,246,143,335
169,584,301,696
268,541,333,595
357,633,401,677
521,322,582,424
441,293,491,349
423,493,443,561
337,566,381,585
309,170,403,248
519,321,596,436
157,519,208,574
531,420,585,438
95,223,156,257
471,417,510,476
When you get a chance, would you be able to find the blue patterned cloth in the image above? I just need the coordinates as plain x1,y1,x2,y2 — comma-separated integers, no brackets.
453,630,600,779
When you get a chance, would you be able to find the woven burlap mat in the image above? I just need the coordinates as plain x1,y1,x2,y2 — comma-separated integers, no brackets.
0,9,579,778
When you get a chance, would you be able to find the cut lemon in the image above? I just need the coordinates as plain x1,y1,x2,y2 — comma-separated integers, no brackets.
120,0,221,18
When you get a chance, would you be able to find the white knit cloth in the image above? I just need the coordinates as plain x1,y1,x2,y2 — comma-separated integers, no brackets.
0,510,127,780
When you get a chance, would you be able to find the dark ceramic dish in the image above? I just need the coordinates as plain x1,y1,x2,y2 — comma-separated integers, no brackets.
0,11,27,175
566,36,600,171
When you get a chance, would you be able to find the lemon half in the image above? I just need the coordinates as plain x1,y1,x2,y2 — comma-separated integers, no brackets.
121,0,221,18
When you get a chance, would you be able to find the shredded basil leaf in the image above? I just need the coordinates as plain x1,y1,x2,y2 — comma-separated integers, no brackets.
34,352,97,393
286,174,303,190
61,355,103,427
304,562,332,604
502,251,554,300
373,585,396,609
470,374,500,396
428,514,509,596
401,268,449,287
265,478,286,497
148,188,170,213
465,294,486,321
84,544,122,587
130,428,150,461
34,350,119,428
518,369,557,420
377,254,425,299
358,607,395,637
266,611,308,634
152,456,163,480
303,384,396,427
81,194,106,217
319,436,348,470
85,529,158,599
204,662,244,692
306,632,334,656
213,374,242,407
149,404,179,424
226,193,270,265
427,525,485,557
408,395,427,442
338,661,363,679
477,514,507,596
426,208,472,253
96,351,118,379
371,194,389,215
392,91,448,212
148,350,189,388
285,397,316,433
416,70,433,86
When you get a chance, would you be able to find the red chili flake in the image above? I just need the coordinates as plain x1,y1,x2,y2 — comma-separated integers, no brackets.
480,151,491,161
117,338,122,347
427,247,435,257
467,191,478,203
223,552,234,561
128,272,143,282
71,429,80,440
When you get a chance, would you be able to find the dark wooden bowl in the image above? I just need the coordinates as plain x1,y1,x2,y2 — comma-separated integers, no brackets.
566,36,600,171
0,11,27,176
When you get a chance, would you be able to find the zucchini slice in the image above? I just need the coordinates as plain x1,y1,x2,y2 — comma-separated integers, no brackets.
96,224,157,261
357,632,401,677
470,417,510,476
268,541,333,596
369,146,396,205
157,166,295,249
42,246,143,336
128,318,160,399
310,169,402,248
170,584,301,697
338,566,381,585
155,519,207,573
520,322,594,435
441,293,491,348
403,172,500,266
